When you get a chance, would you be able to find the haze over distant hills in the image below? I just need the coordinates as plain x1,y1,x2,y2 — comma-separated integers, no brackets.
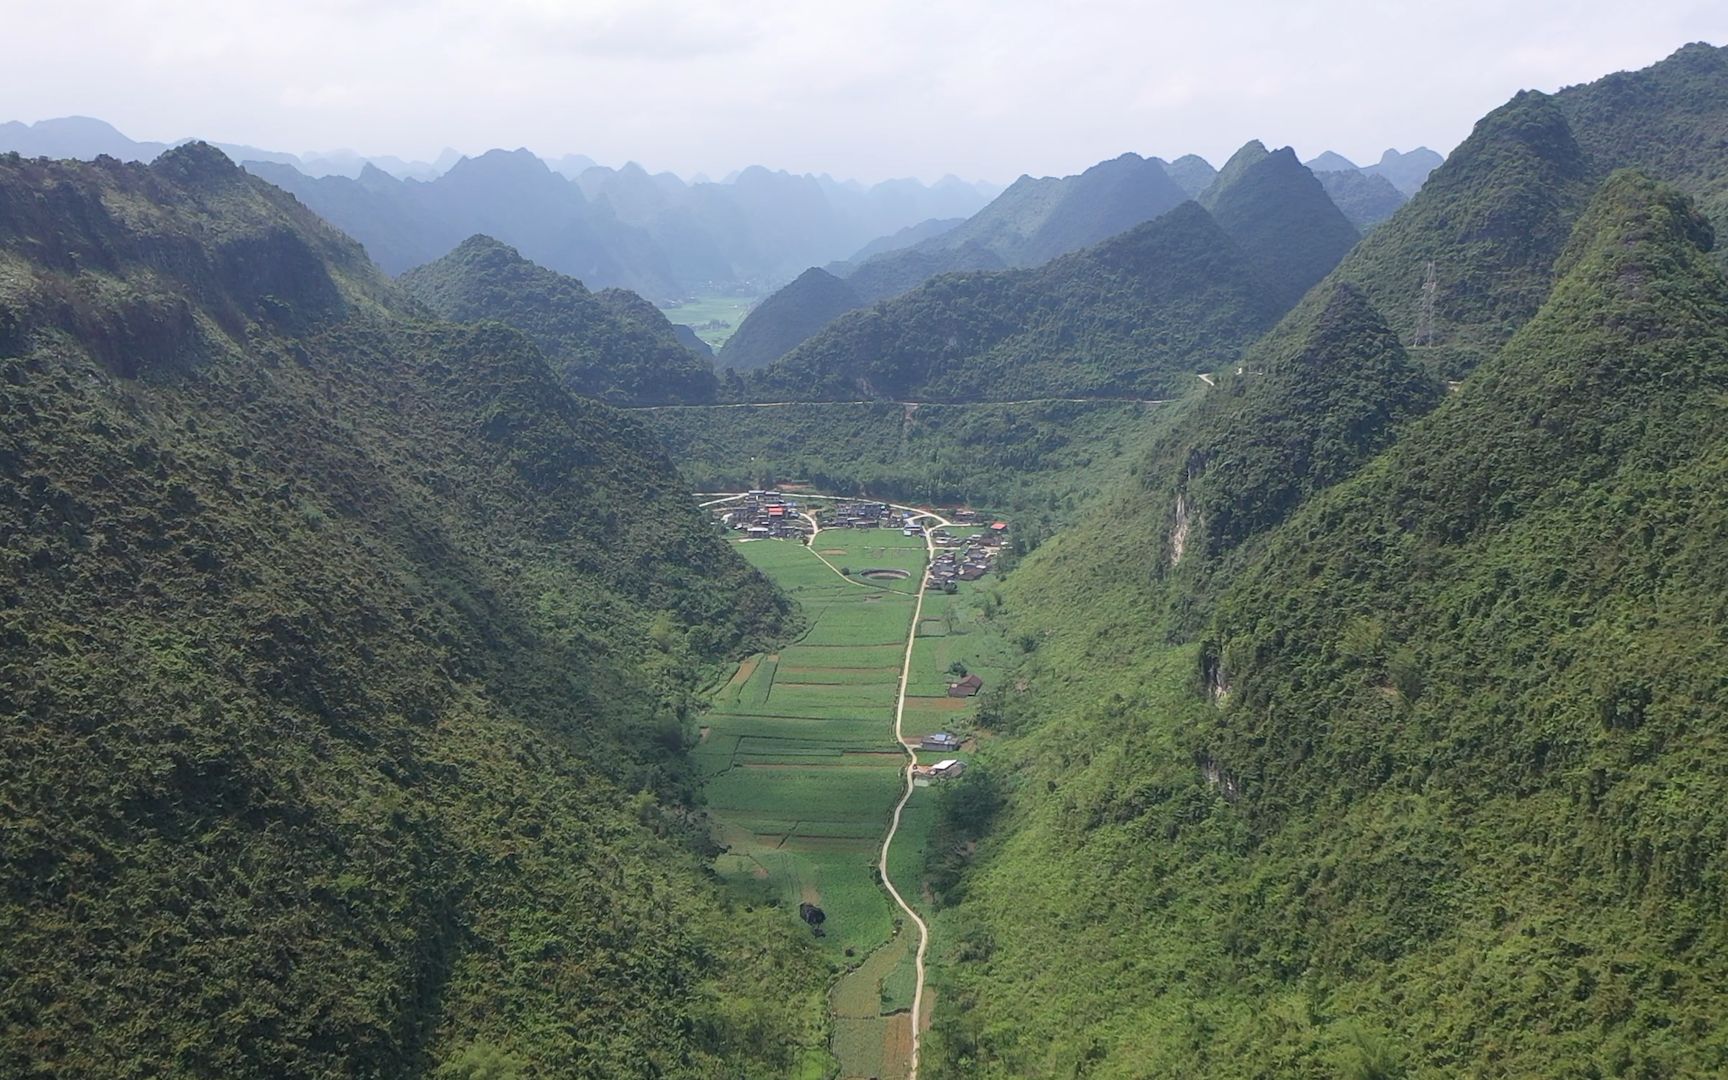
723,142,1421,371
0,115,1001,300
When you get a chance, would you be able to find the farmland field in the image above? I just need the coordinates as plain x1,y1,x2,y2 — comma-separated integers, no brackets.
699,527,930,1078
659,293,758,348
700,513,1013,1078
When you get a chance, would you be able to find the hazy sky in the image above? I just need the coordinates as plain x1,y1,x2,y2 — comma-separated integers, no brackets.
7,0,1724,183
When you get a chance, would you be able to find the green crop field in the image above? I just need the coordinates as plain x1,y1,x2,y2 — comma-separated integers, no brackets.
699,510,1012,1078
701,528,927,1077
660,293,759,348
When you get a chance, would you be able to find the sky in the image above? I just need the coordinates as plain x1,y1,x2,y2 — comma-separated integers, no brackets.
6,0,1725,184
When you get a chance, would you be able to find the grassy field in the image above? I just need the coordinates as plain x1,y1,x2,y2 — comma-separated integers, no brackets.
700,518,1018,1078
699,528,930,1078
660,293,759,349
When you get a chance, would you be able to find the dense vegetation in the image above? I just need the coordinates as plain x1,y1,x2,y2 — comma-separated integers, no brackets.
1152,280,1439,573
1159,154,1217,197
924,171,1728,1078
0,145,830,1077
1304,42,1728,379
1314,168,1407,229
646,397,1177,540
716,267,861,371
749,202,1283,402
399,235,718,405
733,153,1194,366
1201,144,1360,308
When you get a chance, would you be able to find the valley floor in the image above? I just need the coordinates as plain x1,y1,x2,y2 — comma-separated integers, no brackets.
696,497,1015,1079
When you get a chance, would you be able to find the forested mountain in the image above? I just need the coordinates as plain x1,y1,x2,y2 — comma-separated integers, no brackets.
1160,154,1217,197
1293,42,1728,381
248,151,689,298
398,235,718,404
1200,143,1361,307
926,167,1728,1080
726,153,1198,378
0,115,452,180
1302,150,1359,172
749,201,1283,402
847,152,1191,295
1154,280,1439,567
0,145,828,1076
716,266,861,371
1314,167,1407,228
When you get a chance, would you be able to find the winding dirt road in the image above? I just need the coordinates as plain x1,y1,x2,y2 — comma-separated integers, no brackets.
702,491,951,1078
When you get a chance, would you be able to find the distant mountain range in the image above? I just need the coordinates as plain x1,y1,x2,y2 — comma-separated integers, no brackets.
722,141,1423,371
0,116,1002,299
1304,146,1445,195
0,115,457,180
742,139,1366,403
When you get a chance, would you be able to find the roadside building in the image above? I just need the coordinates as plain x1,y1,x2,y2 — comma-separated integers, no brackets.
930,759,967,779
921,732,963,752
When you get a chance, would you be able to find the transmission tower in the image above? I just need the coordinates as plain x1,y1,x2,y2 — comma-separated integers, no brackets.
1414,260,1438,346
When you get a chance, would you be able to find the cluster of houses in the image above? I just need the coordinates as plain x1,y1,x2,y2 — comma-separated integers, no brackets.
822,501,921,533
717,491,812,539
928,523,1007,589
916,732,968,781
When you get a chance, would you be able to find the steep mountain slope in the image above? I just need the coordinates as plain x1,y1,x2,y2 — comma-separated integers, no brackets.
1297,43,1728,382
246,149,992,296
1202,144,1361,307
0,146,826,1076
1315,168,1407,228
751,201,1282,402
249,150,686,299
717,266,862,371
671,321,714,358
927,170,1728,1079
1302,150,1359,173
1155,281,1439,566
1198,140,1270,210
848,153,1188,294
843,239,1008,305
1554,40,1728,248
398,235,717,404
1311,90,1598,372
728,154,1194,366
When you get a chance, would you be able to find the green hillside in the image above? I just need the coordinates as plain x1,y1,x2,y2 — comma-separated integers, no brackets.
717,266,862,371
1153,280,1439,570
1304,43,1728,379
1202,144,1361,308
731,153,1194,367
646,397,1181,536
399,234,718,405
924,172,1728,1078
0,146,828,1077
1315,168,1407,229
750,202,1282,402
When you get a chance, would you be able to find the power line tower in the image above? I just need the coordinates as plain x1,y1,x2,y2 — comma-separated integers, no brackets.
1414,260,1438,346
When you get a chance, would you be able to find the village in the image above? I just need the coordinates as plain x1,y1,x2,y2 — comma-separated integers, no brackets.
706,490,1010,792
